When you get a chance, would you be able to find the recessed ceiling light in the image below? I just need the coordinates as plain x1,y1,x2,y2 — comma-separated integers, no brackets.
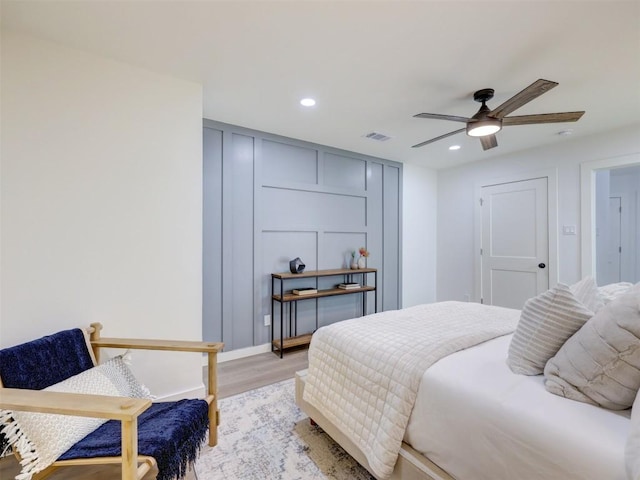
449,145,461,151
300,98,316,107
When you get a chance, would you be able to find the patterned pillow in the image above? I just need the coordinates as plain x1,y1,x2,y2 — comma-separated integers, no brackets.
0,355,150,479
544,282,640,410
507,283,594,375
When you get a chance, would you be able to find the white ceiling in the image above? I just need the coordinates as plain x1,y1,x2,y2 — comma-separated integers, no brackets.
2,1,639,169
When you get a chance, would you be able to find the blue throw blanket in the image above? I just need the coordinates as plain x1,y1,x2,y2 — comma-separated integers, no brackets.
60,399,209,480
0,328,94,390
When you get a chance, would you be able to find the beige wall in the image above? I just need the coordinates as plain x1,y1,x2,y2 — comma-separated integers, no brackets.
0,31,204,399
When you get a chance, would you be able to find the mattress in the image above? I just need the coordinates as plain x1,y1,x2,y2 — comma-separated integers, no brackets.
404,334,630,480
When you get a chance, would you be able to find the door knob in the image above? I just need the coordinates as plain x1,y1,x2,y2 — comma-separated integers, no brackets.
538,263,546,269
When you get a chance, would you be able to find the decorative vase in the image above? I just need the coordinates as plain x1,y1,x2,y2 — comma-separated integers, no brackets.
357,256,366,269
350,258,358,270
289,257,305,274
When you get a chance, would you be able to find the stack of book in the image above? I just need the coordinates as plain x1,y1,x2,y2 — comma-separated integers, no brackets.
292,287,318,295
337,282,361,290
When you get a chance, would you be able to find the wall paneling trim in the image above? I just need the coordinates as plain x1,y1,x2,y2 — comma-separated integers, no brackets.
203,120,402,351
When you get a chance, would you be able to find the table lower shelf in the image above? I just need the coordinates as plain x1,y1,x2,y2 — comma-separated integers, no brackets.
272,333,313,352
272,285,375,303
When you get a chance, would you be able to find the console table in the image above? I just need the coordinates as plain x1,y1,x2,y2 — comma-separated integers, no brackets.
270,268,377,357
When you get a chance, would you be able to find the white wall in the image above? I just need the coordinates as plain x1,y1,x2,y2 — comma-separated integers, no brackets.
402,163,437,306
437,124,640,302
0,31,204,399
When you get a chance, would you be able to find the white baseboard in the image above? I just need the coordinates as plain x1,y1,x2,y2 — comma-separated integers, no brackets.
155,385,205,402
162,344,274,398
204,342,272,365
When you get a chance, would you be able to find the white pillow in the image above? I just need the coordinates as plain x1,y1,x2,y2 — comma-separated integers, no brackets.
544,282,640,410
598,282,634,305
507,283,594,375
570,276,604,313
0,355,150,479
627,390,640,480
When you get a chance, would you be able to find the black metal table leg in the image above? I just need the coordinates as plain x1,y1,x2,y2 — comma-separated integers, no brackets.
374,270,378,313
362,272,366,316
280,278,284,358
289,301,293,339
271,276,275,353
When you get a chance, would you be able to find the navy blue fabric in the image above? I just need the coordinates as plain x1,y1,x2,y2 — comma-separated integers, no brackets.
60,399,209,480
0,328,95,455
0,328,94,390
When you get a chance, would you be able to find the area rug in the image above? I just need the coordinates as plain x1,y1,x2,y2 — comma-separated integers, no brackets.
194,378,374,479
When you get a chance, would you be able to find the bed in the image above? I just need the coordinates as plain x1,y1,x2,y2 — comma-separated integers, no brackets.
295,288,640,480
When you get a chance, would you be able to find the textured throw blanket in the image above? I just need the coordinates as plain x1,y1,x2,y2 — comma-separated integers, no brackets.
60,399,209,480
303,301,519,479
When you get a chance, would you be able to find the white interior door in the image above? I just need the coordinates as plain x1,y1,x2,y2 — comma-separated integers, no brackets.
481,177,549,309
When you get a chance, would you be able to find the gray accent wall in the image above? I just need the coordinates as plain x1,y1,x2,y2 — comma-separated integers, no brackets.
203,120,402,351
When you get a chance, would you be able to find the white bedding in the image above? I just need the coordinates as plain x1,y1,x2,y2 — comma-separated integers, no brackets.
405,334,630,480
303,302,519,479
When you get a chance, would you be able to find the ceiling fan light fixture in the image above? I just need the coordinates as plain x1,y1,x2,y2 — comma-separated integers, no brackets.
466,100,502,137
466,119,502,137
411,80,583,151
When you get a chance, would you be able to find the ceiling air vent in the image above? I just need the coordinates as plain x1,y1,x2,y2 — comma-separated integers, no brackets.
363,131,392,142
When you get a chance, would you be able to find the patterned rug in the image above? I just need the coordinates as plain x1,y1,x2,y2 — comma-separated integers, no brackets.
194,378,374,479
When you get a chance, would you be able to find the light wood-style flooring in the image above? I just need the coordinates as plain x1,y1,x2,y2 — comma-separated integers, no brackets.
0,348,309,480
217,347,308,399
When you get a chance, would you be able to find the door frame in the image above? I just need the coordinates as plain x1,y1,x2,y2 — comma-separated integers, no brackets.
610,195,624,282
580,153,640,278
474,168,559,303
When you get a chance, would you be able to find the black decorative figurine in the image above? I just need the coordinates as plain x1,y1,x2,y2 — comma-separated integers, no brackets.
289,257,305,274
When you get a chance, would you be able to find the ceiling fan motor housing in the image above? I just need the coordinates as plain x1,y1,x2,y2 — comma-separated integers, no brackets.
473,88,495,103
467,89,502,137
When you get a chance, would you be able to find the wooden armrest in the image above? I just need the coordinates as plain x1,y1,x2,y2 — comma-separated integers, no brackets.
0,388,151,421
91,337,223,354
87,324,223,449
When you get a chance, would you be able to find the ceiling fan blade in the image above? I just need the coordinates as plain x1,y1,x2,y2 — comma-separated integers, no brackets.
411,128,465,148
414,113,469,123
479,134,498,151
490,79,559,119
502,111,585,126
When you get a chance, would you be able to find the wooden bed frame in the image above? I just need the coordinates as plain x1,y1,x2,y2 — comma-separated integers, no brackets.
295,370,455,480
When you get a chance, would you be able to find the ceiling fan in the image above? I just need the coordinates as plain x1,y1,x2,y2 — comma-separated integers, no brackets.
412,79,585,151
